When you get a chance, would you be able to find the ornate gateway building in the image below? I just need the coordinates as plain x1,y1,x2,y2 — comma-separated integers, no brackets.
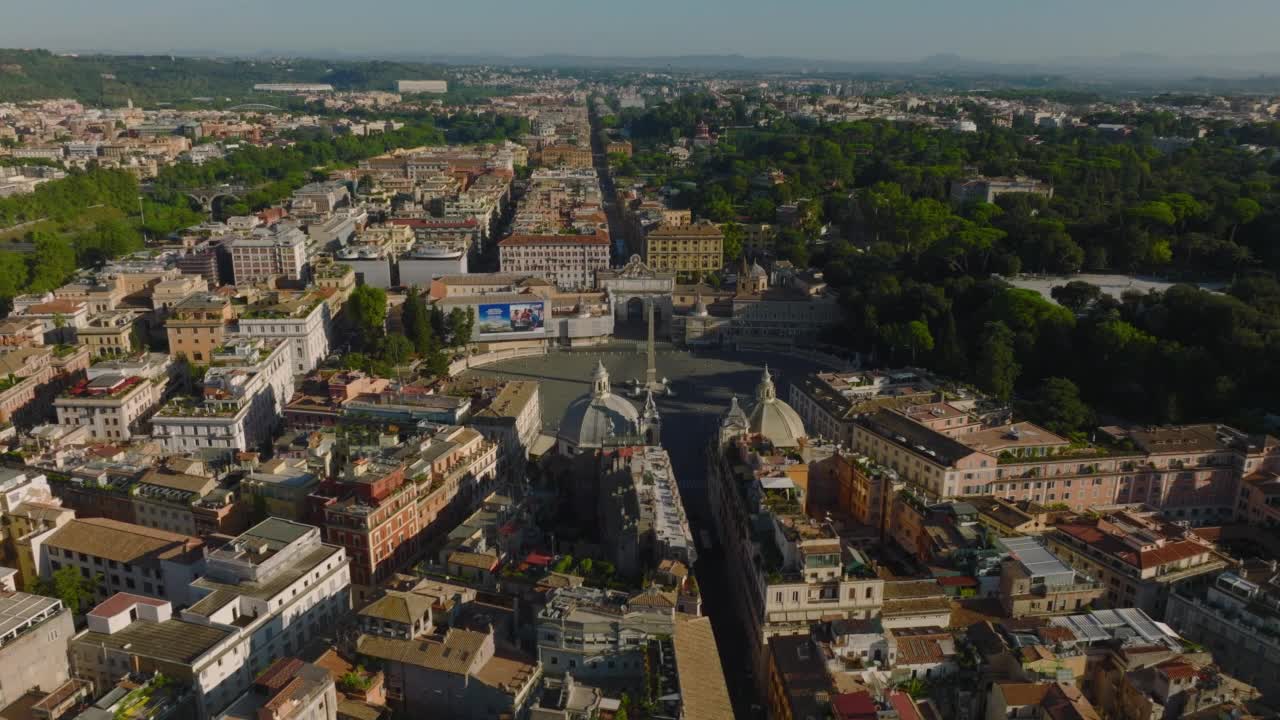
598,255,676,337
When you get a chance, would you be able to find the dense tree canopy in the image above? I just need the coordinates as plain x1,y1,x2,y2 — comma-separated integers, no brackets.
620,104,1280,278
1025,377,1094,436
0,49,447,106
617,95,1280,429
0,167,138,227
342,286,454,380
344,285,388,347
149,119,450,214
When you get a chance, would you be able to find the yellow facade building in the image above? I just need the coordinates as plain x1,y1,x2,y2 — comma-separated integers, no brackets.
643,221,724,276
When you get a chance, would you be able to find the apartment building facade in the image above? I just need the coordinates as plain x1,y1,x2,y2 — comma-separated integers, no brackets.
71,519,350,719
291,181,350,215
216,657,338,720
538,144,593,168
354,579,540,720
231,291,333,374
0,317,46,348
708,403,884,699
997,536,1104,618
1164,561,1280,702
240,459,322,524
498,233,610,290
78,310,137,357
166,293,235,363
806,450,902,541
153,274,210,311
853,407,1275,523
536,586,675,681
54,373,163,441
1237,471,1280,529
230,229,308,285
152,339,295,456
0,469,74,591
1045,511,1229,616
788,369,940,448
0,344,92,425
466,380,542,480
0,592,76,709
643,221,724,276
13,297,89,343
40,517,206,608
318,427,499,594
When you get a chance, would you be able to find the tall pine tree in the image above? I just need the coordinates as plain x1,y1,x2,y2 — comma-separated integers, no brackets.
975,321,1020,402
402,288,434,356
931,307,967,378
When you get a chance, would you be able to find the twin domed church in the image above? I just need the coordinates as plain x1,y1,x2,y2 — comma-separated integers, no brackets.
557,361,662,453
557,360,806,454
731,364,807,449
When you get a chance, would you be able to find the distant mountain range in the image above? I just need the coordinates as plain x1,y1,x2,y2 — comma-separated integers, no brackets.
249,49,1280,81
51,46,1280,77
8,46,1280,97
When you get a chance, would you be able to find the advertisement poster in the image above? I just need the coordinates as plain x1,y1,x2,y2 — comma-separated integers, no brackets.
477,302,545,336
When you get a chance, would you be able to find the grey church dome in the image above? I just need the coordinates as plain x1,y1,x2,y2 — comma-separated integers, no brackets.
747,366,807,448
559,361,642,452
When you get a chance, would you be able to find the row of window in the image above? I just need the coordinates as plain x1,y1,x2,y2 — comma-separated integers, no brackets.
48,560,164,596
772,585,877,605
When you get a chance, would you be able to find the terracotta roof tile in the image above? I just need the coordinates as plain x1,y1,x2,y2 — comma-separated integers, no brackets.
673,615,734,720
47,518,203,565
1156,661,1198,680
997,682,1052,707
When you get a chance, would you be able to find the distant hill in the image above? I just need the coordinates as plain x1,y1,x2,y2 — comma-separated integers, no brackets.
407,49,1280,79
0,49,446,104
3,47,1278,103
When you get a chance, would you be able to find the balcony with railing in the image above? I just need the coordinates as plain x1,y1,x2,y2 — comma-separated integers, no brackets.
1027,579,1104,597
807,583,842,605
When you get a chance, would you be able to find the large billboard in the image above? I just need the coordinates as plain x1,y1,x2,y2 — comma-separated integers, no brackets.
477,301,545,337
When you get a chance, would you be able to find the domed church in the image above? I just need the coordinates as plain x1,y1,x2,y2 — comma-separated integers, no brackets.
558,361,661,454
744,366,807,448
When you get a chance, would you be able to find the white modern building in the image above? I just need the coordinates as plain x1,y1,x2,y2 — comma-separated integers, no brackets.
231,291,332,374
254,83,335,93
70,519,350,719
334,245,393,288
308,213,358,249
151,339,294,456
230,228,308,285
398,242,468,287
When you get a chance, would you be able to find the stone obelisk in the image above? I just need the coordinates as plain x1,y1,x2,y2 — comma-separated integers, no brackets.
645,299,658,388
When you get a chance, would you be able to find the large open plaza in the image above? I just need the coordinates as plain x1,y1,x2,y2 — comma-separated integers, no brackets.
463,342,827,496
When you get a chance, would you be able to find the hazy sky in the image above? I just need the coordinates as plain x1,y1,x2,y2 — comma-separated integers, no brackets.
2,0,1277,62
